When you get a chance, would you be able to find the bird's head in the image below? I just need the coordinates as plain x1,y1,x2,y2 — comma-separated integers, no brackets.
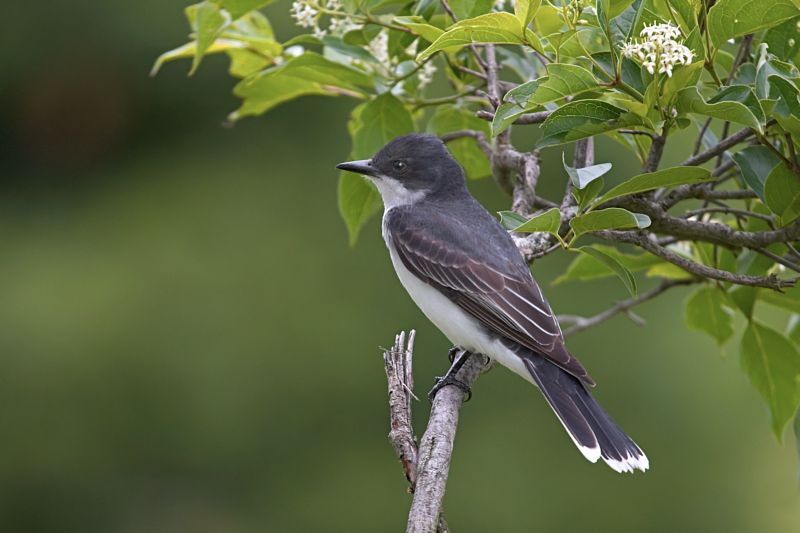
336,133,465,207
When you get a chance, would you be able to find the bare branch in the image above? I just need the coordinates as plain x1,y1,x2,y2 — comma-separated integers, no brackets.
643,125,669,172
664,186,756,206
512,151,541,215
754,247,800,273
408,350,490,532
726,34,753,85
681,127,756,167
384,331,419,489
561,279,698,337
682,206,776,224
596,230,796,289
440,130,493,159
484,44,501,109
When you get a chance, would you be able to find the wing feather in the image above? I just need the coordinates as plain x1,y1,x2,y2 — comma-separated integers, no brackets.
388,211,594,386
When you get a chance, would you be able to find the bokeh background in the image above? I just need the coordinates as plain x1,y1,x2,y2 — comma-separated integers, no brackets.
2,2,799,532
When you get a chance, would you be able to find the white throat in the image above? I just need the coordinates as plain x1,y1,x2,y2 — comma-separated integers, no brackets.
369,175,426,209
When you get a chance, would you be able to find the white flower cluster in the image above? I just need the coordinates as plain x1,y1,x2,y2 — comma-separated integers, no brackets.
620,22,694,77
290,0,358,39
289,0,437,90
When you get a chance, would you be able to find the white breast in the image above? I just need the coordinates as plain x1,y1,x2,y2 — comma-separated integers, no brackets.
382,211,533,384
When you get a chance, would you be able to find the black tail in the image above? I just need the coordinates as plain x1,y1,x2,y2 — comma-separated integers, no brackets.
522,353,649,473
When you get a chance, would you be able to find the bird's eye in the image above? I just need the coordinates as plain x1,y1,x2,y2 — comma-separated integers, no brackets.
392,160,407,171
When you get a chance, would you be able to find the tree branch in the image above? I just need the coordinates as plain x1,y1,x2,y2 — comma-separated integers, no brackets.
440,129,493,159
680,127,756,167
384,331,419,489
596,230,796,289
407,349,489,532
561,279,698,337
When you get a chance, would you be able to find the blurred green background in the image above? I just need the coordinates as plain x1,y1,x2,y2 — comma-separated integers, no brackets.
1,2,799,532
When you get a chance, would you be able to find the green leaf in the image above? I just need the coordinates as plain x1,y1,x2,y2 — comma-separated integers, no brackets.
491,80,542,136
707,0,800,48
153,39,272,77
515,0,541,28
230,52,372,121
573,178,606,211
427,106,491,179
502,207,562,235
217,0,274,19
684,286,734,346
708,85,765,125
417,13,526,62
595,166,712,205
740,320,800,439
528,64,599,106
764,162,800,224
759,284,800,313
732,146,781,201
562,153,612,189
498,211,529,230
554,244,663,284
574,246,637,295
763,16,800,62
187,1,231,74
788,313,800,344
676,87,763,133
449,0,494,20
662,61,704,103
569,208,651,240
339,94,414,245
536,100,635,148
394,17,445,42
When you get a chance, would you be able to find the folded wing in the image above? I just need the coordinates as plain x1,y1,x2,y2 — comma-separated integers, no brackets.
387,208,594,386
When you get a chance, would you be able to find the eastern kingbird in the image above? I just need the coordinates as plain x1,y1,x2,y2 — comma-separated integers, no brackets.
337,133,648,473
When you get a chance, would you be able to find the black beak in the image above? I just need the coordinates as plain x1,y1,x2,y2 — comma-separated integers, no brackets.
336,159,375,176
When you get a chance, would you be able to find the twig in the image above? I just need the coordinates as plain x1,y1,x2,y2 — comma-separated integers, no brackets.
596,230,796,290
682,206,776,224
681,127,755,167
440,130,493,159
408,350,490,532
484,44,501,109
384,331,419,489
725,34,753,85
755,247,800,273
643,125,669,172
561,279,698,337
512,151,541,215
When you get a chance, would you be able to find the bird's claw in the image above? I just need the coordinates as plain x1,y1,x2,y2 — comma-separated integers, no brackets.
447,346,462,363
428,375,472,403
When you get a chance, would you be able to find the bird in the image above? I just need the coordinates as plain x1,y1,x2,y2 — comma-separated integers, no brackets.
337,133,648,473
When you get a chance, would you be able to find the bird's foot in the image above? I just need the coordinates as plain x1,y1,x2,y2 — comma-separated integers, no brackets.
429,348,473,402
428,375,472,403
447,346,462,363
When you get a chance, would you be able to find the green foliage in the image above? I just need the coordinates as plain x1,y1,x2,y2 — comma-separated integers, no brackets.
684,286,734,347
740,321,800,438
707,0,800,47
427,106,491,179
573,246,638,295
339,94,414,244
156,0,800,456
570,207,651,239
595,167,712,205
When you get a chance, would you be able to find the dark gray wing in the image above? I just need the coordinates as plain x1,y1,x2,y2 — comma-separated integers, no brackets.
387,206,594,386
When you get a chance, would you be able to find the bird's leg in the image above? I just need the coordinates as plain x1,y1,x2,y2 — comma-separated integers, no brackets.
447,345,461,363
428,348,473,403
